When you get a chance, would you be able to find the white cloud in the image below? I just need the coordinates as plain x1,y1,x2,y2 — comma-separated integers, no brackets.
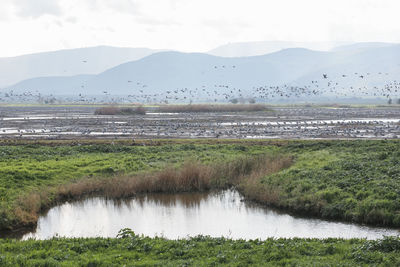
65,16,77,24
0,0,399,57
103,0,142,15
13,0,62,18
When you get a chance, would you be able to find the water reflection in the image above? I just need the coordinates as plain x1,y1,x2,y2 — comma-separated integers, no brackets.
22,190,399,240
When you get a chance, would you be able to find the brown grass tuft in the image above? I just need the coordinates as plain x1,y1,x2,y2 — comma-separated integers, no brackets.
237,155,293,205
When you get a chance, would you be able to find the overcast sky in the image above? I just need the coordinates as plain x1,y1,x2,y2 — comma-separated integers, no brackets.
1,0,400,57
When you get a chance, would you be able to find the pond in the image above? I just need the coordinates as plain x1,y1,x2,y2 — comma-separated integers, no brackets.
22,190,399,240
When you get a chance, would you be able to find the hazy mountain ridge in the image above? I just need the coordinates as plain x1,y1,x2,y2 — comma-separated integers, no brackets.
207,41,352,57
5,49,332,95
331,42,398,52
0,46,167,88
2,43,400,102
290,45,400,90
208,41,398,57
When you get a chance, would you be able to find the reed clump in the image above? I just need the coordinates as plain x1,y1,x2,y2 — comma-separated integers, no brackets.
237,155,293,206
94,106,146,115
13,155,292,229
158,104,271,113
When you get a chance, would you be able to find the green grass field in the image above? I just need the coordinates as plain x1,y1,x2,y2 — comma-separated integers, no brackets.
1,234,400,266
256,140,400,226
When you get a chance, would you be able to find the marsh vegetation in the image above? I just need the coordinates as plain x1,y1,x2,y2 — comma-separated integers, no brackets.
1,140,399,233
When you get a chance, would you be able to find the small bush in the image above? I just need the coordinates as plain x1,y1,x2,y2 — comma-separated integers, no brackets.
94,106,146,115
158,104,271,113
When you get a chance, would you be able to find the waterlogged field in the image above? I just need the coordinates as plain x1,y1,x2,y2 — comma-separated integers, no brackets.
1,105,400,139
0,139,400,265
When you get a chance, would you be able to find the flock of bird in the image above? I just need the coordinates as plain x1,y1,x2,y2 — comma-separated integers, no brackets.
0,61,399,104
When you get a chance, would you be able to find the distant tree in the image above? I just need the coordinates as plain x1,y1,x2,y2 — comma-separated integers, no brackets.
230,98,238,104
388,98,392,105
397,99,400,105
249,98,256,104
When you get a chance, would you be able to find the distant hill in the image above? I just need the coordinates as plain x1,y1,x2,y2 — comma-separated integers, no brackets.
331,42,397,52
207,41,352,57
3,44,400,103
290,45,400,96
4,49,330,95
0,46,166,88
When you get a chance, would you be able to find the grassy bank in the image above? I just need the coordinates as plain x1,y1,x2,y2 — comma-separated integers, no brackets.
253,140,400,227
1,234,400,266
0,140,399,233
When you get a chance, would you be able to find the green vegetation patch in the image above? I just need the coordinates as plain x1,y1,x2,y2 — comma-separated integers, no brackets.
0,234,400,266
255,140,400,226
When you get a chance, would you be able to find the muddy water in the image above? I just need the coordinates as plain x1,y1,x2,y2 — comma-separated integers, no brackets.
22,190,399,240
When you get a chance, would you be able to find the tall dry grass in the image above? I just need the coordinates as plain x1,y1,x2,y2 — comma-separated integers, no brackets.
158,104,270,113
237,155,293,205
13,155,292,228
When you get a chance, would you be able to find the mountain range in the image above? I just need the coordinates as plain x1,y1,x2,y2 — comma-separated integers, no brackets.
0,46,166,88
207,41,352,57
1,42,399,102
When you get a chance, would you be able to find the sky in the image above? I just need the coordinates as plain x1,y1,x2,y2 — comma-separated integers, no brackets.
0,0,400,57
